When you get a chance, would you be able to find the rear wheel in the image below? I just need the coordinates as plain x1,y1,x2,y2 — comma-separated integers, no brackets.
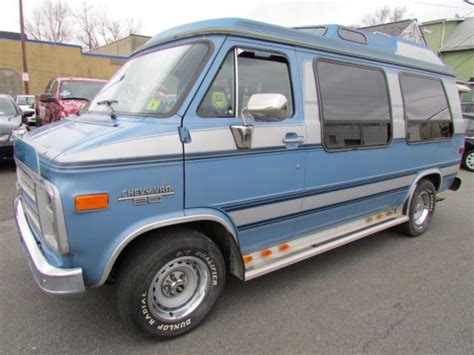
116,228,225,339
463,150,474,172
396,179,436,237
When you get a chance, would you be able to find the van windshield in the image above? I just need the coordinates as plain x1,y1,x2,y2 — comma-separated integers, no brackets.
89,43,210,116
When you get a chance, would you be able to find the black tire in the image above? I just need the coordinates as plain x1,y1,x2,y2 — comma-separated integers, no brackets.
395,179,436,237
116,228,225,339
463,150,474,172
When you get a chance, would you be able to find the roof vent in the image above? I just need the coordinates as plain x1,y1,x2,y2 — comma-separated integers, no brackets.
338,27,367,44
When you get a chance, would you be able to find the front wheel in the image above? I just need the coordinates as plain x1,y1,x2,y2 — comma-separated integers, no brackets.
463,150,474,172
116,228,225,339
395,179,436,237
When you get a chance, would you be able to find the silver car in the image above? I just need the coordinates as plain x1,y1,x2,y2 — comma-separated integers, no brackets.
0,95,31,159
15,94,36,125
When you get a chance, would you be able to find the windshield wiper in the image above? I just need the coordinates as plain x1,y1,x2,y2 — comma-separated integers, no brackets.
61,97,90,101
97,100,118,120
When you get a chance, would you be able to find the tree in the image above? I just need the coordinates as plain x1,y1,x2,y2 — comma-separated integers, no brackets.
25,0,143,51
25,0,73,43
75,1,142,51
361,5,408,27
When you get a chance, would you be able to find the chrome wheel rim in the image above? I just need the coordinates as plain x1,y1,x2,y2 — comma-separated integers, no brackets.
466,152,474,170
413,191,430,226
148,256,210,321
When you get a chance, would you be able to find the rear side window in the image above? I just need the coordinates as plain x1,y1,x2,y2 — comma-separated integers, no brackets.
316,60,391,149
400,74,452,143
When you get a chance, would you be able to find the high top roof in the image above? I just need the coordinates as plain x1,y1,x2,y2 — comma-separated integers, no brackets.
137,18,452,77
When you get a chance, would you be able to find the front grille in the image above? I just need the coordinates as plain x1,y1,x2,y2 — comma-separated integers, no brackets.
17,166,41,234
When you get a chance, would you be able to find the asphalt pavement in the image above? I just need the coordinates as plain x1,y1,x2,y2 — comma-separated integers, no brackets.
1,158,473,354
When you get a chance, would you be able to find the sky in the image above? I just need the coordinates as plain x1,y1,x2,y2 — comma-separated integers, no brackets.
2,0,473,40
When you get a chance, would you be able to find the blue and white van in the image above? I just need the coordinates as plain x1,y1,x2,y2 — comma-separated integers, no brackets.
14,19,464,338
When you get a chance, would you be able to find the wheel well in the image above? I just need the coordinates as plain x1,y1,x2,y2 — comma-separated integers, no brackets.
107,221,244,284
421,173,441,191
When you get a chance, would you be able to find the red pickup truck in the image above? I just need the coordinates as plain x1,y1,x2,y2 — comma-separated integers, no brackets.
36,77,106,126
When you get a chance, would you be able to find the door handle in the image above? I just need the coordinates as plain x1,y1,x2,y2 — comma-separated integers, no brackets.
283,133,305,145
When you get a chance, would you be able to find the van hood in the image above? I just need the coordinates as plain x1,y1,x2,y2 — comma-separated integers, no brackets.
15,113,183,173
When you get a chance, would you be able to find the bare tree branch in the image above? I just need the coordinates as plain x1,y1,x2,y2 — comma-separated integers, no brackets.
25,0,72,43
361,5,407,26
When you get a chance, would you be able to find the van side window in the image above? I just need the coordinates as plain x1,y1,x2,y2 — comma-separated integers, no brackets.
315,60,391,149
198,49,293,118
400,74,453,143
238,51,293,117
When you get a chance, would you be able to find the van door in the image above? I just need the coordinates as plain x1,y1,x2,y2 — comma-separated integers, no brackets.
182,40,306,255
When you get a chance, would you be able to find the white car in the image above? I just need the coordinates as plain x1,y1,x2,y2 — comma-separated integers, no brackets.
15,95,36,125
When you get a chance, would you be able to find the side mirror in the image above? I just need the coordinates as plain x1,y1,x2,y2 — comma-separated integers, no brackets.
40,93,56,103
247,93,288,121
22,110,35,119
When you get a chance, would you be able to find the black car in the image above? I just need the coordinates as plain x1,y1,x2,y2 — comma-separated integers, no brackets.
462,112,474,172
0,94,32,160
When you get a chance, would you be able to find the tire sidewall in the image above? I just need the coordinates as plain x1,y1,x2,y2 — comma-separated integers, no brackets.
463,150,474,172
129,243,225,338
408,181,436,236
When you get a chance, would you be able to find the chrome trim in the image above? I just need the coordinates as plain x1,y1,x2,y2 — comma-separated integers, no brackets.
230,124,254,149
14,198,85,296
95,213,238,286
16,161,69,254
405,168,442,217
245,214,409,280
248,93,288,121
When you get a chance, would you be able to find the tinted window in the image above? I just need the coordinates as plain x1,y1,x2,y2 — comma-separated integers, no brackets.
238,51,293,117
198,49,293,118
339,28,367,44
316,60,391,149
400,74,452,142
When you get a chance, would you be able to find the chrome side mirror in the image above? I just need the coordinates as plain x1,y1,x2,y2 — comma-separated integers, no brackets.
248,93,288,121
230,93,288,149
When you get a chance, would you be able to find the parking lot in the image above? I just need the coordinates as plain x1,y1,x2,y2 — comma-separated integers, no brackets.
0,160,473,353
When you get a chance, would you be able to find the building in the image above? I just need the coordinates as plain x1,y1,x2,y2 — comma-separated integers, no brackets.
360,19,427,46
89,34,151,57
0,33,127,97
422,17,474,81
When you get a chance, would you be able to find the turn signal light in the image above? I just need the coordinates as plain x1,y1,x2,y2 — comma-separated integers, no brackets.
459,146,465,155
75,193,109,212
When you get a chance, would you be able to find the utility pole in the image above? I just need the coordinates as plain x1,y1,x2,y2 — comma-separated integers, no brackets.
19,0,29,94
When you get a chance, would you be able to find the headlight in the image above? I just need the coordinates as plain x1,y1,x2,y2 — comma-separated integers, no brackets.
36,181,69,254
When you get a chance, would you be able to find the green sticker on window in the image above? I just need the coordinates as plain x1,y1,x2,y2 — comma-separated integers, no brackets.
146,99,161,111
211,91,228,110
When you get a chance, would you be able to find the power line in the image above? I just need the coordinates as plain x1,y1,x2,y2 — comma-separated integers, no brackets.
411,1,472,9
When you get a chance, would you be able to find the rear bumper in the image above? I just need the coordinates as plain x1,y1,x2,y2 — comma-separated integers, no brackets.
14,197,85,297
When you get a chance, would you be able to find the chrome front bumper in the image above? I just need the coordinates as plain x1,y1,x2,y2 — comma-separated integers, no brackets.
14,197,85,296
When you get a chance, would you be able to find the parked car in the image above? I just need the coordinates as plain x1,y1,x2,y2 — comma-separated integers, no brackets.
462,114,474,171
14,19,464,339
36,77,106,126
0,94,32,159
15,94,36,125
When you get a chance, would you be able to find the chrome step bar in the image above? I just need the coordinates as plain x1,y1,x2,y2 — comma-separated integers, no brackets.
244,210,409,281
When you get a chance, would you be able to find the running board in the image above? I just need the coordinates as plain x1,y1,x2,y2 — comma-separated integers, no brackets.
244,209,409,281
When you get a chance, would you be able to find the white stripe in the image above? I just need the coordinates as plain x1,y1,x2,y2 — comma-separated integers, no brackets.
229,174,414,226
